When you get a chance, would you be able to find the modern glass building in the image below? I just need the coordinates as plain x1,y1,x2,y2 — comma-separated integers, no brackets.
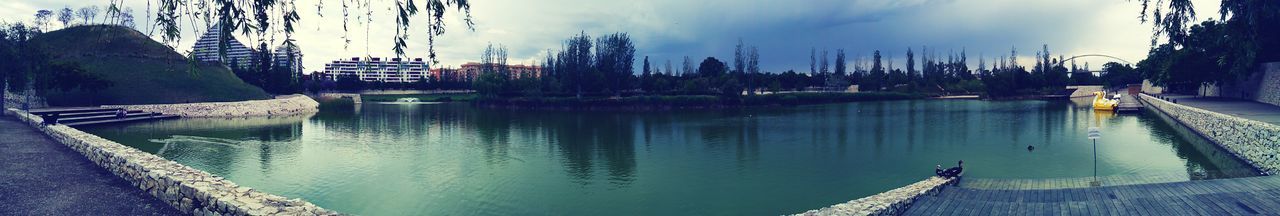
191,25,256,68
192,24,304,75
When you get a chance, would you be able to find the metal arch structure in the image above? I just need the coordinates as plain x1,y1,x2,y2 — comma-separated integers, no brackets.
1055,54,1134,67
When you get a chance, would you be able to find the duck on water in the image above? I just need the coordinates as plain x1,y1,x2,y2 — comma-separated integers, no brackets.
936,160,964,178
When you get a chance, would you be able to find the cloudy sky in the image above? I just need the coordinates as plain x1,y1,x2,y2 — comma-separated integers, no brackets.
2,0,1219,73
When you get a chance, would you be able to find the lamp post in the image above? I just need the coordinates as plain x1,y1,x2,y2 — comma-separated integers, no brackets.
1087,127,1102,186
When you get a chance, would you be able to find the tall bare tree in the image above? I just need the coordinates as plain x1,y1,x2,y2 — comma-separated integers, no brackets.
682,56,693,77
76,6,99,25
34,10,53,32
57,6,74,27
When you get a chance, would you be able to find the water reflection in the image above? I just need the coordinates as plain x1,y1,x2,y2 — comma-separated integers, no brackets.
79,100,1260,216
83,114,309,176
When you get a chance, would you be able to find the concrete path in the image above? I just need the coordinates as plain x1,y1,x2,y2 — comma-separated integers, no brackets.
0,117,179,215
1159,94,1280,125
904,175,1280,215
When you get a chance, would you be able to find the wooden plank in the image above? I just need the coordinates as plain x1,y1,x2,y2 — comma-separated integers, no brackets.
1172,195,1212,216
1191,195,1231,215
1231,193,1272,214
903,197,935,215
934,194,956,215
1245,191,1280,212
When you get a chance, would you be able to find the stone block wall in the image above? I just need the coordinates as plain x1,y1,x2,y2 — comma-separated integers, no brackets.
5,108,341,215
793,177,954,216
1141,80,1165,94
1067,85,1104,98
316,93,361,104
1139,94,1280,174
103,94,320,118
4,88,48,110
1254,62,1280,107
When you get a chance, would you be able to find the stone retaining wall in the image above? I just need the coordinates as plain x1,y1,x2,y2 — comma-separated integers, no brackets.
103,94,319,117
1254,63,1280,107
793,177,954,216
316,93,361,104
5,108,340,216
1067,85,1104,98
4,88,48,110
1140,93,1280,175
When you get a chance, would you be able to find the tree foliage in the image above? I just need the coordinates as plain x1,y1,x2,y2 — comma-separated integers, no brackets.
146,0,473,64
0,24,111,97
1137,20,1263,93
76,6,99,25
57,7,74,27
1136,0,1279,77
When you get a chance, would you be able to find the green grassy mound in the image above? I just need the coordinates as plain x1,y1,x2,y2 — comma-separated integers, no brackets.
28,25,269,106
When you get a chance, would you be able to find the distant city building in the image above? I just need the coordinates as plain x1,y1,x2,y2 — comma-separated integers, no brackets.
313,60,542,84
321,57,429,83
458,63,542,80
430,67,470,83
274,44,304,76
192,25,255,68
191,24,305,73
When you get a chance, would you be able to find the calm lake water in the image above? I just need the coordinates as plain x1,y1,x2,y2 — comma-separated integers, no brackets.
82,99,1256,215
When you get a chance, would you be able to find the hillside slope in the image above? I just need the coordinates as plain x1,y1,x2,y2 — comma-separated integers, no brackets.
29,25,269,106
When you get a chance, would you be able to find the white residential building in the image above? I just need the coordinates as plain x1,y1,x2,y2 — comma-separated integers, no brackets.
321,57,429,83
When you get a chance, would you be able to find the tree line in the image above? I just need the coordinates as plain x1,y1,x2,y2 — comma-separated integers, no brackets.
229,42,303,95
0,23,111,107
471,30,1137,99
32,4,136,32
1133,0,1279,95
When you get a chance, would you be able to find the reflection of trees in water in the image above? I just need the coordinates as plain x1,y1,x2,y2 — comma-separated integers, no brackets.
466,108,639,186
1039,101,1068,147
542,113,637,186
683,109,763,166
322,104,642,186
906,101,918,152
312,104,471,145
121,116,306,176
470,107,515,166
872,102,886,154
1135,111,1259,179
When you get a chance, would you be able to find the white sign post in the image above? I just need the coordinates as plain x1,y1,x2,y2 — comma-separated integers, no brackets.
1088,127,1102,186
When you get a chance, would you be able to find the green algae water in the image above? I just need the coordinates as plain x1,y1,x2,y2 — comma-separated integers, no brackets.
81,99,1256,215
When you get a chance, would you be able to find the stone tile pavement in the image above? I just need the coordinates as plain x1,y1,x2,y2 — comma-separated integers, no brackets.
0,117,179,215
1159,94,1280,126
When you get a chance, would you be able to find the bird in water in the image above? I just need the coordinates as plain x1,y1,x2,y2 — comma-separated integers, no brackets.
1027,145,1035,152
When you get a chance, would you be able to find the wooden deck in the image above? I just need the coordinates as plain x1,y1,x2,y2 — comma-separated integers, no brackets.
903,175,1280,215
958,173,1207,190
1117,93,1143,112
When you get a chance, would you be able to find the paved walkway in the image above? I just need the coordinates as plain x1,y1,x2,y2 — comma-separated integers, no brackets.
1159,94,1280,125
0,117,179,215
904,175,1280,215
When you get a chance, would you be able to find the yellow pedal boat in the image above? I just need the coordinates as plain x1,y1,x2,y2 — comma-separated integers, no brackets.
1092,91,1119,111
